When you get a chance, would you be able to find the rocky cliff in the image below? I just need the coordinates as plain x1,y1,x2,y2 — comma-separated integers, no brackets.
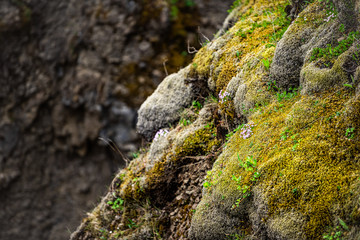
71,0,360,239
0,0,232,239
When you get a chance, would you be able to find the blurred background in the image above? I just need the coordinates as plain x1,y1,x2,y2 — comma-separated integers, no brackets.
0,0,233,239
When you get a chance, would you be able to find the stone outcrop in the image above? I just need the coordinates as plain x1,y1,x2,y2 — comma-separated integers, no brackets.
72,0,360,239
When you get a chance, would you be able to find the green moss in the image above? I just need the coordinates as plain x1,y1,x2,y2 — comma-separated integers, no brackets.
207,87,360,239
310,31,360,65
301,51,350,94
189,46,213,79
175,123,221,157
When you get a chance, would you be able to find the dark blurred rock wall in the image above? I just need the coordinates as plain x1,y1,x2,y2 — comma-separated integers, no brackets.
0,0,232,239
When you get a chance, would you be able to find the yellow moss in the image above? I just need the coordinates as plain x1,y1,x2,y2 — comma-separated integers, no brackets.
189,0,290,103
189,46,214,79
175,124,221,157
216,57,238,93
207,88,360,239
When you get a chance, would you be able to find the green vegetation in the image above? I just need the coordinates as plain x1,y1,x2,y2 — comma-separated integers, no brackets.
262,58,271,71
323,218,349,240
192,100,203,112
179,117,192,126
345,127,355,139
76,1,360,239
276,87,298,102
107,197,124,211
310,31,360,66
127,219,138,229
228,0,243,13
232,155,260,208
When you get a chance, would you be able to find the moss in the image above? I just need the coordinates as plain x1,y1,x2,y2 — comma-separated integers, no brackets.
300,51,351,94
203,87,360,239
188,46,214,79
216,57,238,93
189,0,291,123
175,123,221,157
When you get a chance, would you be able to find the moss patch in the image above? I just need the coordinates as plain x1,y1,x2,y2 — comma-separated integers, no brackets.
201,87,360,238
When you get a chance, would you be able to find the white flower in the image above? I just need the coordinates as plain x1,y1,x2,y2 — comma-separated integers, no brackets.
153,129,169,141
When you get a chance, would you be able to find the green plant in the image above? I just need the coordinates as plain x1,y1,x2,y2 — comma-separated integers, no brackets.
319,0,337,22
277,87,298,102
127,219,138,229
345,127,355,139
235,50,242,58
99,229,108,240
184,0,195,7
310,31,360,64
180,117,192,126
291,134,302,151
226,123,245,141
323,218,349,240
235,29,247,38
225,232,245,240
192,100,203,111
280,128,291,141
262,58,271,71
232,154,260,208
228,0,242,13
343,83,354,88
107,197,124,211
203,180,211,188
169,0,195,19
267,80,279,91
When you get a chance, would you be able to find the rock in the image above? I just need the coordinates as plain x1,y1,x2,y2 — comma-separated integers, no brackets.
137,66,201,141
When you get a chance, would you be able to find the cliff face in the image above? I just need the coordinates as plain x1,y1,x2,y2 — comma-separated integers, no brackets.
72,0,360,239
0,0,232,239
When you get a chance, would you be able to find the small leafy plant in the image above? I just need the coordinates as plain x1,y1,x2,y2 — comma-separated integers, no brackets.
262,58,271,71
345,127,355,139
192,100,203,112
323,218,349,240
277,87,298,102
127,219,138,229
107,197,124,211
310,31,360,64
232,154,260,208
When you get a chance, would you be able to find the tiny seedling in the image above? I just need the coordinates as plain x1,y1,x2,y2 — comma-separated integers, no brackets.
192,100,203,111
262,58,271,71
345,127,355,139
107,197,124,211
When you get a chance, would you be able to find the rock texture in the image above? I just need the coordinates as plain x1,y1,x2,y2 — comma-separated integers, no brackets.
0,0,232,239
72,0,360,240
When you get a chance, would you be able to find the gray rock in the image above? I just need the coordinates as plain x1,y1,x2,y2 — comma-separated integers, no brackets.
137,66,201,141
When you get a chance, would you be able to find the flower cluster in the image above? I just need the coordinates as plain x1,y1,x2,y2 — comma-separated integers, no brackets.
153,129,169,141
324,12,336,22
240,121,256,139
219,90,230,103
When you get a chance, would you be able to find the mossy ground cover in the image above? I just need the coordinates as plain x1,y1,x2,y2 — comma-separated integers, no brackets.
74,0,360,239
204,87,360,238
189,0,291,93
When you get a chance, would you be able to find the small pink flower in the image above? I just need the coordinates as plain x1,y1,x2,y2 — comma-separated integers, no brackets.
154,129,169,141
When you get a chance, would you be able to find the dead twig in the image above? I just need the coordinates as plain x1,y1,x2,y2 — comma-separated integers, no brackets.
187,40,198,54
163,58,169,76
